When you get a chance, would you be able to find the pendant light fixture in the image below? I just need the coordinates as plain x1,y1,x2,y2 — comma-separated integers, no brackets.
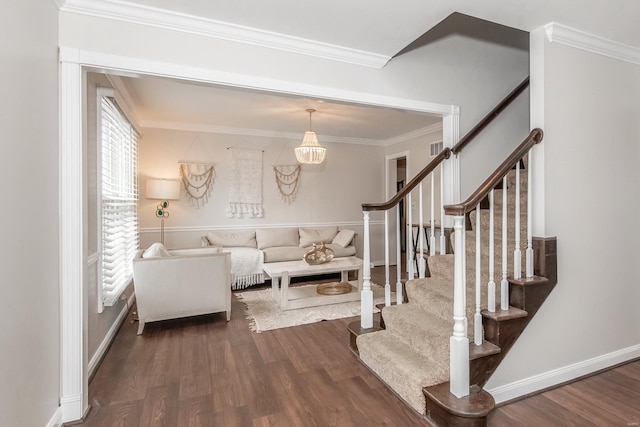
295,108,326,164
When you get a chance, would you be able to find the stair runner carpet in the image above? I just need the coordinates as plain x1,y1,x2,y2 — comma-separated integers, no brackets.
356,170,526,415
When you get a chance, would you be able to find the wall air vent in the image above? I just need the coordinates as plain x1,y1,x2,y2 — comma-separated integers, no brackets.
430,141,443,157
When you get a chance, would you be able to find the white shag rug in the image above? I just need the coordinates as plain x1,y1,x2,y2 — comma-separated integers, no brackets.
235,282,386,333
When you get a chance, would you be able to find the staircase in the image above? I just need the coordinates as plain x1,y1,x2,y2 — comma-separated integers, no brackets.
350,162,557,424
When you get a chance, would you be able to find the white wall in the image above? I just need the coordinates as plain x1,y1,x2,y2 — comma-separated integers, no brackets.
486,28,640,402
385,128,445,260
58,13,530,188
0,1,61,426
138,128,387,260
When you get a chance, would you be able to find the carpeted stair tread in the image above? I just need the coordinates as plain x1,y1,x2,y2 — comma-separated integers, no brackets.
426,254,454,280
405,277,498,331
356,330,449,415
381,303,452,355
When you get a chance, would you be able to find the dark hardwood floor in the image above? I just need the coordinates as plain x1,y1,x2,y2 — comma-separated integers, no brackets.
80,268,429,426
79,266,640,426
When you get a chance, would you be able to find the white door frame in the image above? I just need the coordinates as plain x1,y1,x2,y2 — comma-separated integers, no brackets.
58,46,460,423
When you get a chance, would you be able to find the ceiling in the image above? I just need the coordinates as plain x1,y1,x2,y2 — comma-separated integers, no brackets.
116,75,442,144
75,0,640,144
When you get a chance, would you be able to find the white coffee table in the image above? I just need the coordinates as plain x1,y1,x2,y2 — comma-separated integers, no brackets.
263,256,363,310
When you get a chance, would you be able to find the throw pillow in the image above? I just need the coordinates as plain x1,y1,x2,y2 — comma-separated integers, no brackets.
207,230,257,248
332,229,356,248
298,226,339,247
142,242,171,258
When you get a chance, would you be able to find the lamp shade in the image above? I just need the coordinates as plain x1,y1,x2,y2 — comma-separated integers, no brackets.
146,179,181,200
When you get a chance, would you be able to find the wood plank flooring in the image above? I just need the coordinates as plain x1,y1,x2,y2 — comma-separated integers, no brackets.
79,267,640,426
80,273,429,426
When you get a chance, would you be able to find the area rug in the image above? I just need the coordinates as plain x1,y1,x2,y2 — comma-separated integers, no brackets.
235,282,386,333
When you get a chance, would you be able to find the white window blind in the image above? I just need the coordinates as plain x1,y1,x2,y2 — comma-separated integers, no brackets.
99,94,139,308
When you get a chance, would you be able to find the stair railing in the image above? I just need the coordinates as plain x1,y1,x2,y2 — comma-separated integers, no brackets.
358,77,530,330
361,148,452,328
444,128,543,397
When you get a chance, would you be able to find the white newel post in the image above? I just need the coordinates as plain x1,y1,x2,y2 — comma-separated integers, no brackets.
361,211,374,329
450,215,470,398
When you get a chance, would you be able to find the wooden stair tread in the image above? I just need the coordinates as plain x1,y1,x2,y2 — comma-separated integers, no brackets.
481,307,528,321
509,275,549,286
469,340,501,360
348,320,383,336
424,382,495,417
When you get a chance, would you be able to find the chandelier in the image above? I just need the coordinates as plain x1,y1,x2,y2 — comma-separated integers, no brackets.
295,108,326,164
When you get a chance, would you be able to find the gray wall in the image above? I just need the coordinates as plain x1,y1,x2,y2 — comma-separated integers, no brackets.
138,128,386,255
486,26,640,400
0,0,61,425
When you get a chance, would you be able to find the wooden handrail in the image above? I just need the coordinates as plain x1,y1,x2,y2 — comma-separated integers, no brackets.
444,128,543,217
452,77,530,155
362,147,452,212
361,77,529,213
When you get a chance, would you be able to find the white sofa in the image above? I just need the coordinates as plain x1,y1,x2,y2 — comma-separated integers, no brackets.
201,226,357,289
132,247,232,335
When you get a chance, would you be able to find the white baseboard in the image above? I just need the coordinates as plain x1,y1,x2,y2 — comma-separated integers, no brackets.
488,344,640,404
88,292,136,378
45,407,62,427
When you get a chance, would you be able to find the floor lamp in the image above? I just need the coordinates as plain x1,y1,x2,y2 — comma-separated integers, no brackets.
146,179,181,244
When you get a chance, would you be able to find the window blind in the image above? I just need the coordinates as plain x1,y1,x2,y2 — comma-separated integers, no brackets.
100,95,139,307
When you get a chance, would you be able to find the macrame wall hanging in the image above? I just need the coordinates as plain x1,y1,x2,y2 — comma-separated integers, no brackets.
227,147,264,218
179,162,215,207
273,165,301,204
178,137,216,208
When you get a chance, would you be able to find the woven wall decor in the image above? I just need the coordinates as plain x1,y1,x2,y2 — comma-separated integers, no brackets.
273,165,301,204
179,163,215,207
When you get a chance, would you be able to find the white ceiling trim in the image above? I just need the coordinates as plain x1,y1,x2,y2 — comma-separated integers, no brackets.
59,0,391,68
546,22,640,66
139,119,439,147
61,47,456,116
383,122,443,146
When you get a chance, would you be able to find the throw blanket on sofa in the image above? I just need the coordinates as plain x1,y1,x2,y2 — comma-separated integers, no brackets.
226,148,263,218
223,247,265,290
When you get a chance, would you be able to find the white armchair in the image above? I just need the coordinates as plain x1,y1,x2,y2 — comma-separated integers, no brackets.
132,247,232,335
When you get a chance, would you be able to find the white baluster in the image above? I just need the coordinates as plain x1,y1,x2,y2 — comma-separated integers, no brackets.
384,210,391,307
526,150,534,278
407,192,414,279
418,183,425,278
361,211,374,329
396,204,403,305
488,190,496,313
430,172,436,256
439,162,446,255
474,204,482,346
501,176,509,311
450,214,470,398
514,161,522,279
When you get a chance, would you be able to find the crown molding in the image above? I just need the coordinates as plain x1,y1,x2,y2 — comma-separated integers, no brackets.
59,0,391,68
141,119,442,146
383,121,443,146
545,22,640,66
